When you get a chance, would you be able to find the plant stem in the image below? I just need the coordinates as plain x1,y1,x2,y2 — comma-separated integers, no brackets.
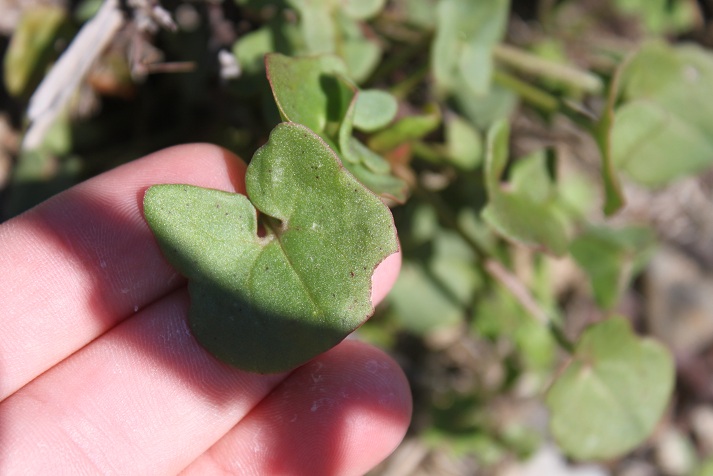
493,43,603,95
492,69,559,113
415,183,575,354
484,259,574,353
413,185,485,260
494,69,599,130
389,63,430,100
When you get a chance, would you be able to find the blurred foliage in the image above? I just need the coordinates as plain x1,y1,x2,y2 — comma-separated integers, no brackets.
2,0,713,470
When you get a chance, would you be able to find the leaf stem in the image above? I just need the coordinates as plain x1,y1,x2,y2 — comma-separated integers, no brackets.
389,63,430,100
493,43,603,95
413,185,486,260
492,69,559,113
493,69,599,129
415,183,575,353
484,259,574,353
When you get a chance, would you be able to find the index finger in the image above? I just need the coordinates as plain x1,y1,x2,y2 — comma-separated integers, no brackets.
0,144,247,399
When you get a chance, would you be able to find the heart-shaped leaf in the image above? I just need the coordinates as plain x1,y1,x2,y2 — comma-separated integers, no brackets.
546,317,674,461
611,42,713,186
144,123,399,373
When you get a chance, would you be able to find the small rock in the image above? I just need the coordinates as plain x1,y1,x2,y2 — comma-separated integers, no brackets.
646,246,713,356
691,405,713,457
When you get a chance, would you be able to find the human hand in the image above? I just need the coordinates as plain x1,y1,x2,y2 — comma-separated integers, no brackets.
0,144,411,475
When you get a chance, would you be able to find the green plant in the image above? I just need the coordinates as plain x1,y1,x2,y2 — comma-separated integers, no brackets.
7,0,712,469
144,123,398,373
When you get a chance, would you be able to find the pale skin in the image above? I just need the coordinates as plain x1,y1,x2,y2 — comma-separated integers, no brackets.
0,144,410,475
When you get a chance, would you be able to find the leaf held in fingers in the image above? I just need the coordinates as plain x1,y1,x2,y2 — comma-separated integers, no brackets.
143,123,399,373
546,317,675,461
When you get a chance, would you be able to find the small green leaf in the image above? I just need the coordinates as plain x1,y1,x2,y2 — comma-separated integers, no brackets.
266,53,407,200
233,27,274,75
611,42,713,187
341,38,381,83
344,157,409,202
334,11,382,82
453,81,518,130
612,0,699,35
368,106,441,152
445,114,483,170
389,262,464,334
4,6,67,97
612,100,713,186
570,226,656,309
481,120,570,256
345,137,390,174
353,89,398,132
341,0,386,19
266,53,353,138
287,0,337,55
432,0,509,95
546,317,675,461
474,285,555,372
389,230,480,334
144,123,398,373
458,42,492,96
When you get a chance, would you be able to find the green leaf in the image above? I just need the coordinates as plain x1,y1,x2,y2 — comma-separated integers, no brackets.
287,0,337,55
341,37,381,83
388,261,464,334
546,317,675,461
4,6,67,97
453,81,518,130
570,226,656,309
474,285,556,372
143,123,398,373
368,105,441,152
341,0,386,19
481,120,570,256
612,42,713,187
353,89,398,132
232,27,274,75
458,42,493,96
342,152,409,202
444,114,483,170
432,0,509,96
389,230,480,334
266,52,353,138
266,53,407,200
612,0,699,35
333,10,382,82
